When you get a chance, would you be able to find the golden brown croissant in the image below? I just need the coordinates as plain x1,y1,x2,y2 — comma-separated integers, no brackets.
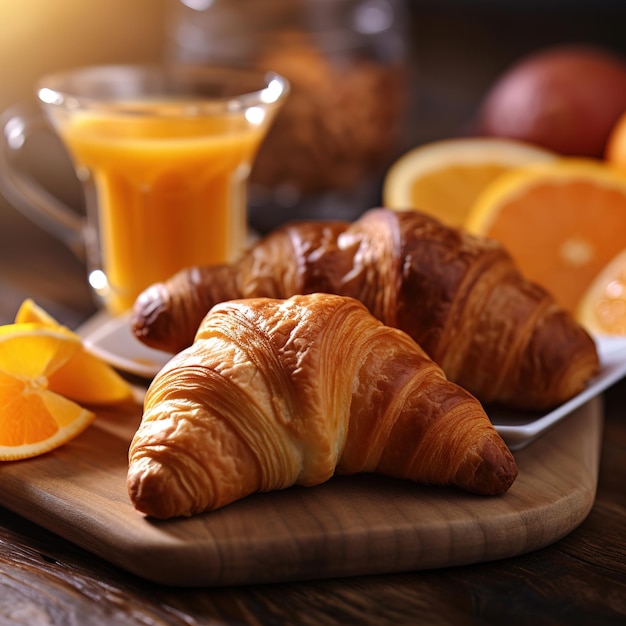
127,294,518,519
131,208,599,411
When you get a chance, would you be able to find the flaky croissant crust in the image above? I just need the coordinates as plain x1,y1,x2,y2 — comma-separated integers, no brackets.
128,294,517,519
132,209,599,411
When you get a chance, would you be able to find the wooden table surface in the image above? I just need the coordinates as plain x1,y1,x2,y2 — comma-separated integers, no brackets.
1,205,625,626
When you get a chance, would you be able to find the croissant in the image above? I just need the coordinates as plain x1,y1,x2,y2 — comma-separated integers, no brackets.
131,208,599,411
127,294,518,519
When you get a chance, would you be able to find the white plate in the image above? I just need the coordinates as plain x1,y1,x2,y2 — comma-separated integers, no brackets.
78,311,172,380
493,334,626,449
78,313,626,450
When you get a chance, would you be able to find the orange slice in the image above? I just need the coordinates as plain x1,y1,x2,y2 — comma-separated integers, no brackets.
465,158,626,312
0,324,95,460
605,110,626,176
382,138,556,227
15,299,133,405
15,298,59,327
577,248,626,335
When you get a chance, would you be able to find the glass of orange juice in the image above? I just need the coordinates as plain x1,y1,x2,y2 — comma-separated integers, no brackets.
0,64,289,314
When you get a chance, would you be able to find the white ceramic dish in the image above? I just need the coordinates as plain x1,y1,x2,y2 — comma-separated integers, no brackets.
78,313,626,450
78,311,172,380
492,334,626,449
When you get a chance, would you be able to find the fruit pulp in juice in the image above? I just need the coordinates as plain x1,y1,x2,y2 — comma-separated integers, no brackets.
60,109,264,314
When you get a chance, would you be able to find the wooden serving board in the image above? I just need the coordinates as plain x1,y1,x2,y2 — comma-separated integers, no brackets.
0,396,603,587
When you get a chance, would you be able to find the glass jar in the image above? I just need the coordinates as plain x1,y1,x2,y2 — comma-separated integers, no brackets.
166,0,411,232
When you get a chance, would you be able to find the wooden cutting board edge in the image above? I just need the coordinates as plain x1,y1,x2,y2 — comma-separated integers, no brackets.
0,396,603,587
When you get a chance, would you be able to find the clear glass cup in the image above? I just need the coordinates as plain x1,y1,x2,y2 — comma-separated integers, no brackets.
0,64,289,314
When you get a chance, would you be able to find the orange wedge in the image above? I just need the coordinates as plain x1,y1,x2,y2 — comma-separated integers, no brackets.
15,298,59,327
466,158,626,312
577,248,626,335
382,138,556,227
15,299,133,405
0,324,95,460
605,110,626,176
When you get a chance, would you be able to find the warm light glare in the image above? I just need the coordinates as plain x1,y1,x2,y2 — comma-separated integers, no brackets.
181,0,214,10
261,78,286,104
0,1,166,120
4,116,26,150
38,88,63,106
89,269,108,292
245,107,266,126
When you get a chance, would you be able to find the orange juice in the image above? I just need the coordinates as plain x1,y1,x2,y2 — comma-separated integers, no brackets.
60,107,265,313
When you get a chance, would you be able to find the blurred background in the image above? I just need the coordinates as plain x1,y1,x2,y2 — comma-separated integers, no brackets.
3,1,626,146
0,0,626,320
3,0,626,211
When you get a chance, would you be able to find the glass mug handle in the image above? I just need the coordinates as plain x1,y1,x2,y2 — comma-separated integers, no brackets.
0,103,86,258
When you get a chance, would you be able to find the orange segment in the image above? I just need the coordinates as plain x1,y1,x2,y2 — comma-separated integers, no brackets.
0,379,92,450
382,138,556,227
15,298,61,327
605,110,626,176
0,325,95,461
14,299,134,405
47,349,134,405
0,300,138,461
577,248,626,335
0,323,80,379
466,159,626,312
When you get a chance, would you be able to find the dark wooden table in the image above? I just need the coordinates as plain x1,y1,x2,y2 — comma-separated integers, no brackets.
1,204,625,626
